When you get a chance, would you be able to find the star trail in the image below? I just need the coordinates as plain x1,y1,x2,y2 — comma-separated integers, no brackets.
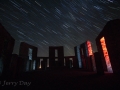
0,0,120,57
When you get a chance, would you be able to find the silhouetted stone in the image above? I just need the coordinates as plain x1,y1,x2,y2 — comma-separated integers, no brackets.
0,23,15,77
9,54,19,78
49,46,64,68
36,57,49,70
64,56,76,69
17,57,26,76
40,57,48,70
19,42,38,71
65,59,72,68
74,46,82,68
36,57,41,70
19,42,38,58
94,52,104,75
88,56,94,71
41,61,47,70
96,19,120,74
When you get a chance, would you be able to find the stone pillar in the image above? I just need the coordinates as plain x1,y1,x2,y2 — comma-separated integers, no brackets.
94,52,104,75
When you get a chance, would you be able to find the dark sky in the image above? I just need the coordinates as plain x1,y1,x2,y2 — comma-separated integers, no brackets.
0,0,120,57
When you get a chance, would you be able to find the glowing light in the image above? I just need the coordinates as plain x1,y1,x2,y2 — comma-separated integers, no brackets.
87,41,93,56
100,37,113,72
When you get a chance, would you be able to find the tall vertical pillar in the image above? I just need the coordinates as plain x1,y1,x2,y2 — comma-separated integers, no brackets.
96,19,120,74
94,52,104,75
49,46,64,69
74,46,82,68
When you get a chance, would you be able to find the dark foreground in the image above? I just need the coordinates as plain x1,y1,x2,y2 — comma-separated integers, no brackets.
0,69,120,90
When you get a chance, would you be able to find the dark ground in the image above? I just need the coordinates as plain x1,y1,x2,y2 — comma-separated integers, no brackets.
0,69,120,90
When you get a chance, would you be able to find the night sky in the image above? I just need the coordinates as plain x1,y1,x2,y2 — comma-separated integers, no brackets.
0,0,120,57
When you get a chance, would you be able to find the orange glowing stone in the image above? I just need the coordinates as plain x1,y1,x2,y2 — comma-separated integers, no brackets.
86,41,96,71
87,41,93,56
100,37,113,72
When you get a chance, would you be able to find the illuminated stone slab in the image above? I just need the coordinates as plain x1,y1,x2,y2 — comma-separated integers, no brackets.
80,41,96,71
96,19,120,74
100,37,113,72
